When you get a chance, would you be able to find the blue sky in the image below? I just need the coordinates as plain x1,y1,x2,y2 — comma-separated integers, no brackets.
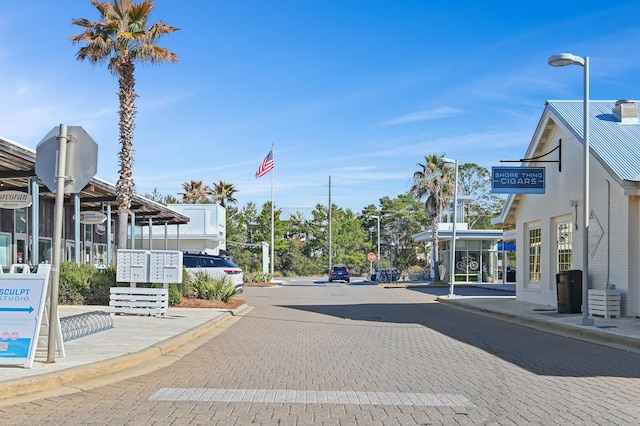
1,1,640,218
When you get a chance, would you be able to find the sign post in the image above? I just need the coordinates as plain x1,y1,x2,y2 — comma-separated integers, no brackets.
367,252,377,276
35,124,98,363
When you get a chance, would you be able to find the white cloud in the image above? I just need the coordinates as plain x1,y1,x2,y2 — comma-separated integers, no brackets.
381,107,463,126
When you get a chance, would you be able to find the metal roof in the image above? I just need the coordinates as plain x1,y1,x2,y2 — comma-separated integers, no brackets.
493,100,640,228
547,100,640,182
0,136,189,226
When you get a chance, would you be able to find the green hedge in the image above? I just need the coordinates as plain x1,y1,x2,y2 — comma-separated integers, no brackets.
58,262,117,305
58,263,238,306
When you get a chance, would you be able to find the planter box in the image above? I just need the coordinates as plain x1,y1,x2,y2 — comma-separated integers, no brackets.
588,289,621,319
109,287,168,317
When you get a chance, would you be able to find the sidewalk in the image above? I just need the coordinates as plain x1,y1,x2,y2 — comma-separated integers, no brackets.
0,304,251,403
399,280,640,354
439,294,640,354
1,285,640,404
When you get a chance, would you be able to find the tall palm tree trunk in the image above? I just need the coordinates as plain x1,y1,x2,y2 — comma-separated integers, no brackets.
431,216,441,281
115,56,136,250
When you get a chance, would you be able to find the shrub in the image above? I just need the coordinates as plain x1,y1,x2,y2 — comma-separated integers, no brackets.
185,270,213,299
168,284,182,306
57,262,236,306
211,277,239,303
183,270,238,303
58,262,118,305
58,262,94,304
180,266,195,296
59,276,86,305
244,271,272,282
84,265,116,305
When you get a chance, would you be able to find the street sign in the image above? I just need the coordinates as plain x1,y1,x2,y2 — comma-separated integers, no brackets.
35,126,98,193
367,252,377,262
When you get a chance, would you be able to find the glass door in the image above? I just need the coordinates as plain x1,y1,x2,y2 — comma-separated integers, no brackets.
15,207,28,265
16,237,27,264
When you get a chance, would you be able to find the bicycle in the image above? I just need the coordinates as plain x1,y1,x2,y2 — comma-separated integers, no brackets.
378,269,399,283
456,256,479,272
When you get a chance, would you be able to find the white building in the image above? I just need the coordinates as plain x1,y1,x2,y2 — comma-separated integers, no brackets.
413,222,504,283
492,100,640,317
137,204,227,254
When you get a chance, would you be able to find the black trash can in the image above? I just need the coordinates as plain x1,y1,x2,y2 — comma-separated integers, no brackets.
556,270,582,313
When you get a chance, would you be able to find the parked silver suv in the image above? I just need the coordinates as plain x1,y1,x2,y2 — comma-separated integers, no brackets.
182,252,244,292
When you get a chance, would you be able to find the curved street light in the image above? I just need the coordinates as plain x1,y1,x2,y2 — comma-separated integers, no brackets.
548,52,594,326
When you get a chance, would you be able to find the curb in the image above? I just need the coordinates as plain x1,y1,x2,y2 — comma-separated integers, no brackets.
0,304,252,402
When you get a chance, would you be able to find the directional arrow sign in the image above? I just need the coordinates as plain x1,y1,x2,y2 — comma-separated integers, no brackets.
0,306,34,313
0,273,48,367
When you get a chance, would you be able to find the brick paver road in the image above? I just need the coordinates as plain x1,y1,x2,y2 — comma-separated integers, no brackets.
2,280,640,425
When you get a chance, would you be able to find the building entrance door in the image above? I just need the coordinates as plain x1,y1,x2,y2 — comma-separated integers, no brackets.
16,236,27,264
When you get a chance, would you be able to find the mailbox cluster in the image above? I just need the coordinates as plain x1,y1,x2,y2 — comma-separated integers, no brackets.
116,249,183,286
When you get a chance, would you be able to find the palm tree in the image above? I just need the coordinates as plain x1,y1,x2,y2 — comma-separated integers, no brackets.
410,154,454,281
70,0,179,250
180,180,212,204
212,180,238,207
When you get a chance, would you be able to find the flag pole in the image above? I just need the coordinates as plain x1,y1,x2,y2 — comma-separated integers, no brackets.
270,143,275,276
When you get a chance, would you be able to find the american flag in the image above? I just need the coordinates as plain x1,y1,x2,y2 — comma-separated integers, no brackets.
255,149,274,178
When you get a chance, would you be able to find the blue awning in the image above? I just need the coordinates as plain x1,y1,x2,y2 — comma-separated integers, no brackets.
498,243,516,251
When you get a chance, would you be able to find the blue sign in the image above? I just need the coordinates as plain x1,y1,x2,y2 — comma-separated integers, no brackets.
492,167,545,194
0,272,49,368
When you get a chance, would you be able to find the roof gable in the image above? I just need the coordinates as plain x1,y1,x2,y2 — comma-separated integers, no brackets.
493,99,640,228
548,100,640,181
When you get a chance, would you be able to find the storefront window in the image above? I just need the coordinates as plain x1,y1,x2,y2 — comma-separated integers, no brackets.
557,222,573,272
39,238,52,264
0,233,10,269
442,238,500,283
65,241,75,262
94,244,107,269
529,227,542,282
15,208,27,234
84,224,93,242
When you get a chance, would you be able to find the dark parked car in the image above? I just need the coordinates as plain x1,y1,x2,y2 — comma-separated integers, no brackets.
329,264,350,283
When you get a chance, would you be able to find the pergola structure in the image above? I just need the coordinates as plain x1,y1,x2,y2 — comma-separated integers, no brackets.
0,135,189,267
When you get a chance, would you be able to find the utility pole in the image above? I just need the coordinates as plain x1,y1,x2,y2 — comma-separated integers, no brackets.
328,175,332,271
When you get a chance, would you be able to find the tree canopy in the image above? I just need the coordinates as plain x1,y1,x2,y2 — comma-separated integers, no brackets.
142,159,502,278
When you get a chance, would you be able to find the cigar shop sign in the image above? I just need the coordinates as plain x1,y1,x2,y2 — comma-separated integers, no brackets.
0,190,33,209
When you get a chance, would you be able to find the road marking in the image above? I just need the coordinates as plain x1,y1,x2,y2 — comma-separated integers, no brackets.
148,388,475,407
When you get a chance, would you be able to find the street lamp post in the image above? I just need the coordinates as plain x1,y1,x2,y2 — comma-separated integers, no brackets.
370,215,381,271
389,241,398,267
439,157,458,298
390,241,399,282
548,53,594,326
